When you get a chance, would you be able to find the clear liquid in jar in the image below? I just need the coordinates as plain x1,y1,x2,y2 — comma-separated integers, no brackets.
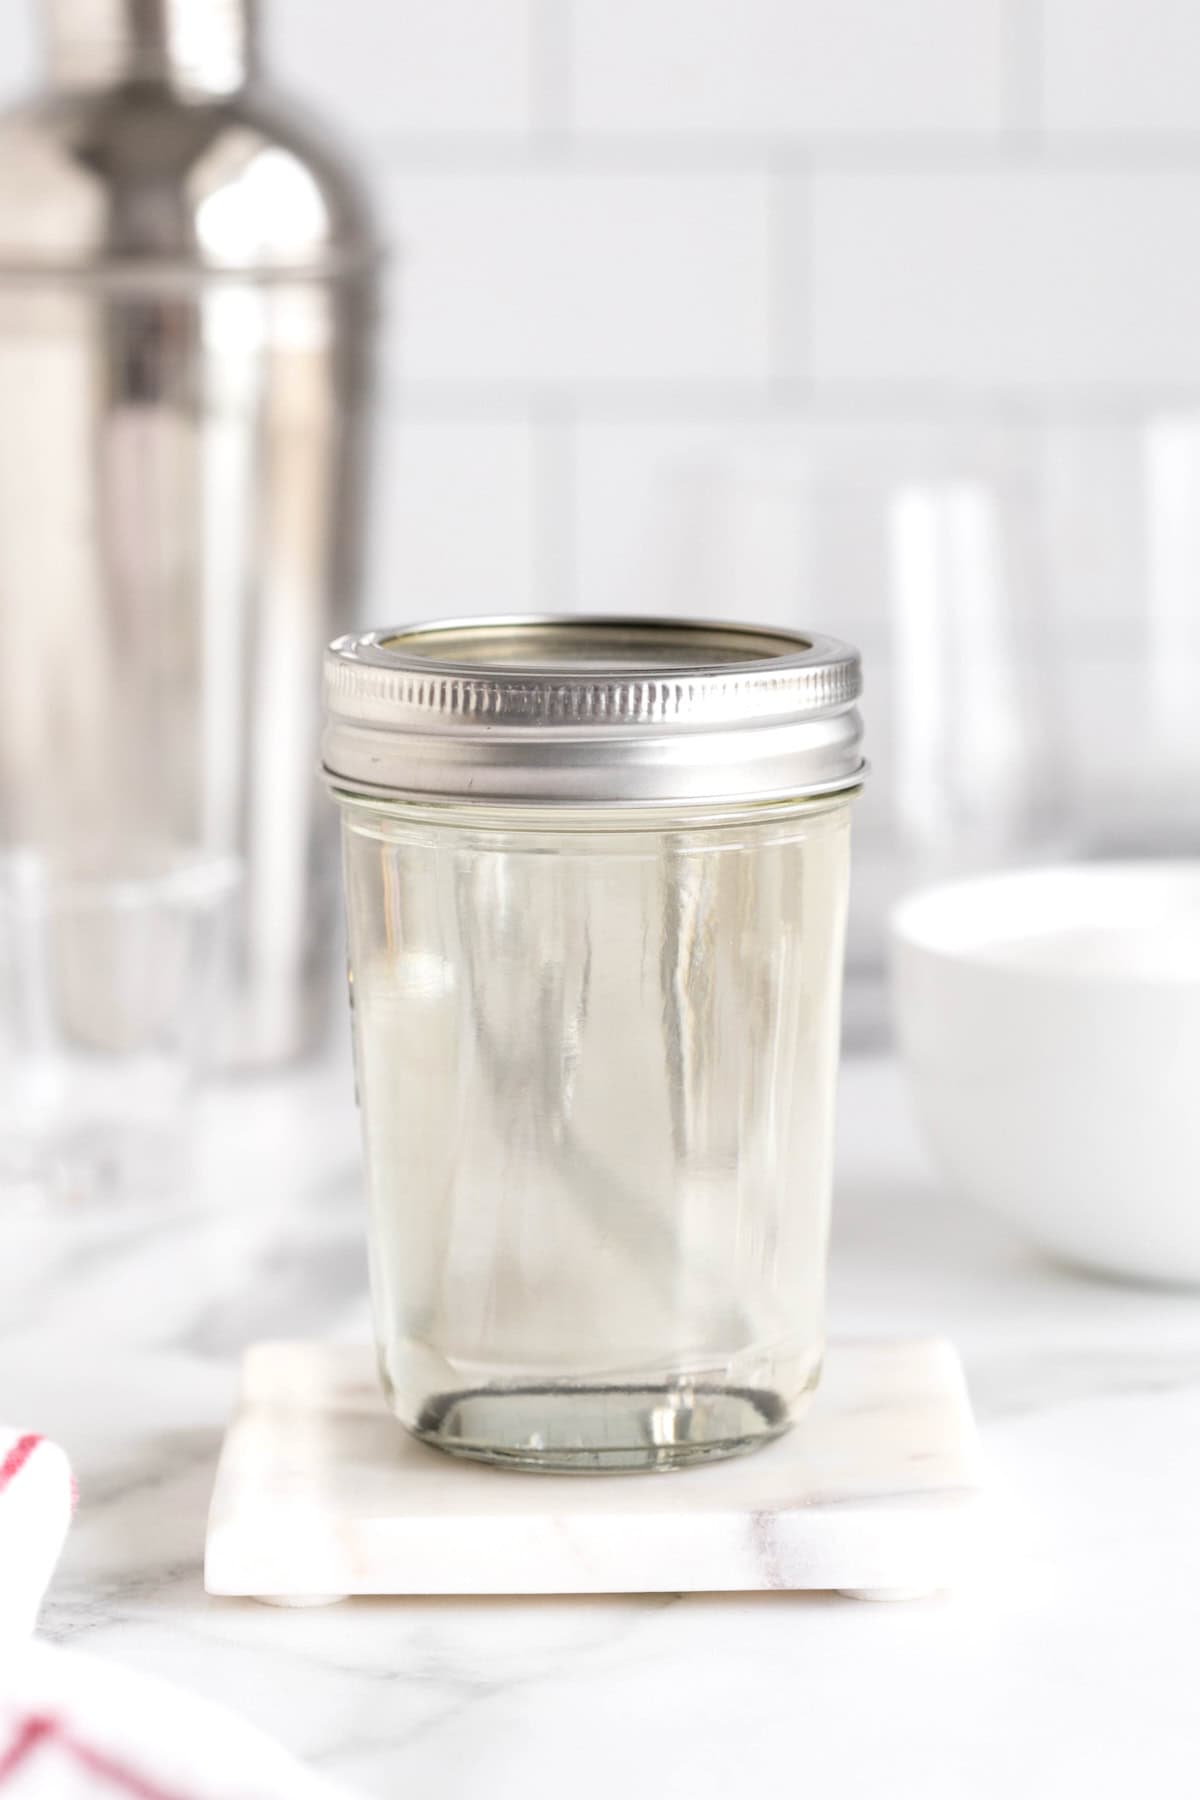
344,801,850,1471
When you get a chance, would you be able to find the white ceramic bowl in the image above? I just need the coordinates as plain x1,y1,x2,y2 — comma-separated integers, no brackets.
891,863,1200,1285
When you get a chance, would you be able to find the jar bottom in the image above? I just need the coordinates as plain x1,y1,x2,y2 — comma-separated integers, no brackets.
402,1367,820,1473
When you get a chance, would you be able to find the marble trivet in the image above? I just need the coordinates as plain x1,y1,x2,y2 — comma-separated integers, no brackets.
204,1339,981,1602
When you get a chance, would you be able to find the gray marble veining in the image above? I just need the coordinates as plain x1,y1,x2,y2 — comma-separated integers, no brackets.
1,1056,1197,1800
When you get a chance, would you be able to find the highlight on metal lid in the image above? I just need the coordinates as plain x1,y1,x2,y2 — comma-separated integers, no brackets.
322,614,866,808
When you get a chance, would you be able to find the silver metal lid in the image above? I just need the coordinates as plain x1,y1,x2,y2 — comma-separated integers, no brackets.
322,616,865,807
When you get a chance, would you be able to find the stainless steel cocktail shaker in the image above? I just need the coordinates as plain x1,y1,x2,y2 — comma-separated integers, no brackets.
0,0,378,1064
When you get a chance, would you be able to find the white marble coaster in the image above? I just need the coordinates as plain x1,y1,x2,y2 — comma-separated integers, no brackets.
204,1339,981,1602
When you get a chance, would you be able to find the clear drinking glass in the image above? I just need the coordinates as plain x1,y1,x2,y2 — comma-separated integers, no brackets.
1046,408,1200,856
325,618,864,1471
0,849,240,1207
647,421,1067,1041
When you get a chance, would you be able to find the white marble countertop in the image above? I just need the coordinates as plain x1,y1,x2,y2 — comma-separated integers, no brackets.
2,1051,1198,1800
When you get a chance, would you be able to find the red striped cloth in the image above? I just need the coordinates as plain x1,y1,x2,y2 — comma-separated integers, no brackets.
0,1427,73,1639
0,1431,352,1796
0,1641,356,1799
0,1714,187,1796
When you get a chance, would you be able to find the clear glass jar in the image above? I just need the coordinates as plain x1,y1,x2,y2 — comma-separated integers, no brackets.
324,618,864,1471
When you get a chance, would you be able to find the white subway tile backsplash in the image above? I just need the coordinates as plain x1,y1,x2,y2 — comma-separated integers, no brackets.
572,419,754,617
384,170,771,385
570,0,1011,136
1044,0,1200,134
264,0,533,138
807,169,1200,388
0,0,1194,872
366,415,539,621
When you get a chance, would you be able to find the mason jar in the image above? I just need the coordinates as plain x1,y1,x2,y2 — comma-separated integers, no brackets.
323,617,865,1472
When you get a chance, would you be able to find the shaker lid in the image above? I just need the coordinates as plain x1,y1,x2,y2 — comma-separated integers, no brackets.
322,615,865,807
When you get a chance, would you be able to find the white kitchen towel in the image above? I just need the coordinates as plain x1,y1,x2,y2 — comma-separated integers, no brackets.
0,1429,357,1796
0,1427,73,1638
0,1639,358,1798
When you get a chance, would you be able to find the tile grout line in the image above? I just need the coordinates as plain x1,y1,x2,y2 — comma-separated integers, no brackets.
364,131,1200,175
381,379,1200,426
